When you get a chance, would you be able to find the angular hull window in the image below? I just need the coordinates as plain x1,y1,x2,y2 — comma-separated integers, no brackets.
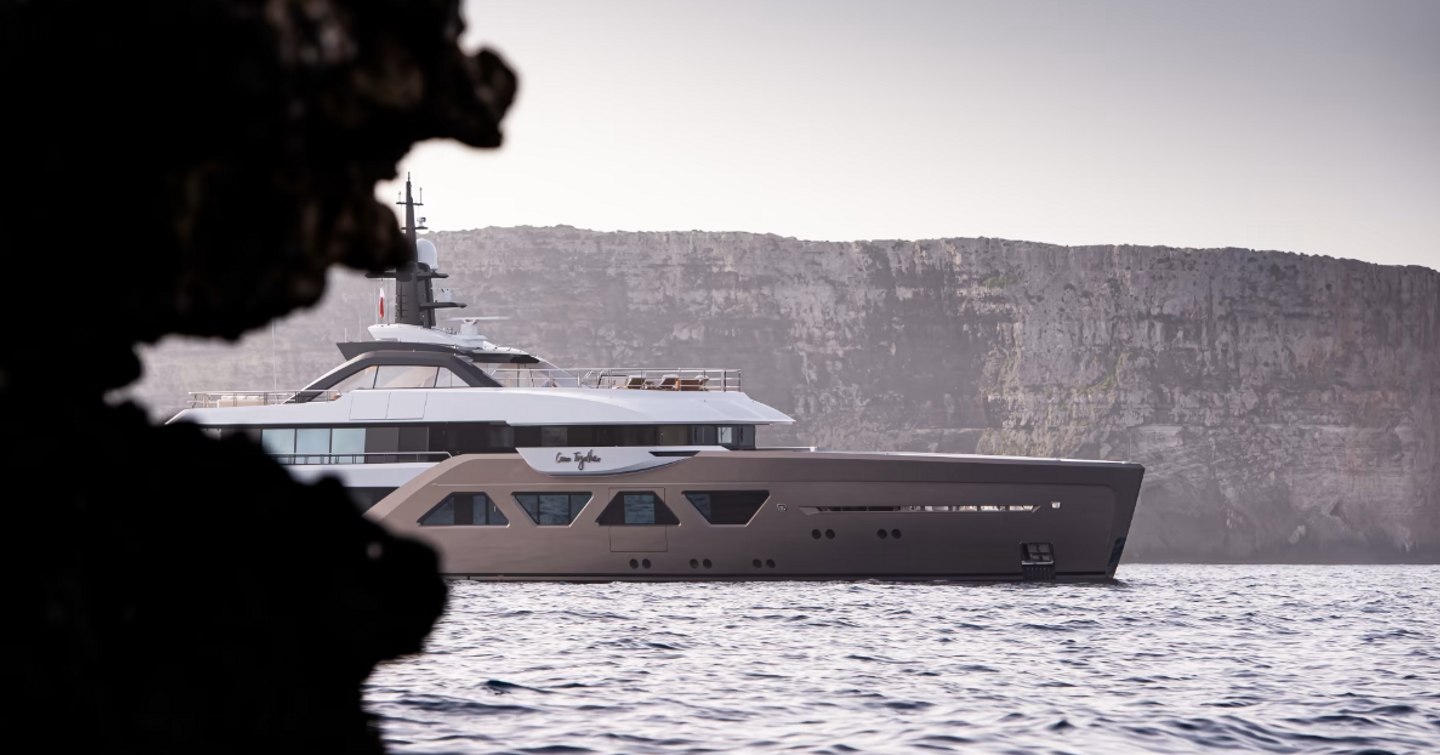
598,491,679,525
684,491,770,525
515,493,591,526
420,493,509,526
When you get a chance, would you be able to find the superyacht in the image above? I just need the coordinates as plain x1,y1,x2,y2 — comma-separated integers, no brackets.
169,178,1144,581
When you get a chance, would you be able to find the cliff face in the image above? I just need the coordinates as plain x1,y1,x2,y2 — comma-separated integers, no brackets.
134,228,1440,563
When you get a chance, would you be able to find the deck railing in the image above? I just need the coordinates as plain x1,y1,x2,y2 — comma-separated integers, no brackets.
186,367,744,407
486,367,743,392
188,390,339,408
271,451,452,465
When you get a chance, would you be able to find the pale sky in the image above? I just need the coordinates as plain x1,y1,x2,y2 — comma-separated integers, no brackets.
381,0,1440,270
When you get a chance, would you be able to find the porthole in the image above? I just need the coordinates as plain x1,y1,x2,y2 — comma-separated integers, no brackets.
891,529,902,539
702,558,713,569
877,529,888,539
641,558,652,569
825,529,836,539
765,559,776,568
689,559,699,568
629,559,638,569
752,558,762,568
811,529,821,540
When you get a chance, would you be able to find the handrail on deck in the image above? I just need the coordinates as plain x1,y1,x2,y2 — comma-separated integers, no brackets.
187,390,339,408
487,367,743,392
272,451,453,465
187,367,744,406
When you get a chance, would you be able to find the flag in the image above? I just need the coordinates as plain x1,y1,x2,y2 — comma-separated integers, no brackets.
378,286,386,321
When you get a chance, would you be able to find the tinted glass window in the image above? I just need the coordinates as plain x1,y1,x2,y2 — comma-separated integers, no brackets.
689,426,717,445
330,366,378,393
658,426,688,445
684,490,770,525
398,425,429,454
598,491,679,525
514,493,590,525
375,365,439,389
420,493,509,526
435,369,466,388
332,427,365,464
296,427,330,464
488,426,514,449
261,428,295,456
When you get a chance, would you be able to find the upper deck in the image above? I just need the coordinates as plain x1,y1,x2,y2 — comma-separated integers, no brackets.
188,365,744,408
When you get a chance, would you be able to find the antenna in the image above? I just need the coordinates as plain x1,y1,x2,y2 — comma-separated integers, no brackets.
366,175,463,329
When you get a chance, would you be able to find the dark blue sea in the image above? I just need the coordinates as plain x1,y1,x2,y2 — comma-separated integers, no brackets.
365,565,1440,754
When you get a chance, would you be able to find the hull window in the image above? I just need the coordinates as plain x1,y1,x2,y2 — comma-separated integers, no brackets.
515,492,591,526
684,491,770,525
598,491,679,525
420,493,509,526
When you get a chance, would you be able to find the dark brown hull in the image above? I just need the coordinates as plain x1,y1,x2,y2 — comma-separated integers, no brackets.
367,450,1144,582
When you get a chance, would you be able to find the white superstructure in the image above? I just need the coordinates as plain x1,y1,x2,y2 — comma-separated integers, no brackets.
169,200,794,496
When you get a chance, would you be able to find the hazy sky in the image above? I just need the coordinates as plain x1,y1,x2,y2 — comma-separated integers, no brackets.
381,0,1440,270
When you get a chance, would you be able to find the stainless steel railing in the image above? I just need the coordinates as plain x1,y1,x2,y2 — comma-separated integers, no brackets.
187,390,339,408
186,367,744,407
271,451,453,465
486,367,743,392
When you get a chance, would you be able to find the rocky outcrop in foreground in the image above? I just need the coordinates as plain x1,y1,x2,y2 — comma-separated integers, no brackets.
136,228,1440,563
6,0,513,750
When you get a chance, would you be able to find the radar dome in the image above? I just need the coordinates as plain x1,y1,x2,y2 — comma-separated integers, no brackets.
416,238,439,269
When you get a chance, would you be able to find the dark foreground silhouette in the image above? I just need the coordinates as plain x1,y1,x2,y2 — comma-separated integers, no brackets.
2,1,515,750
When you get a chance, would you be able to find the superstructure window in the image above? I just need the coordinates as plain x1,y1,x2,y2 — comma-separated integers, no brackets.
514,492,591,526
258,427,369,464
435,369,467,388
330,366,378,394
598,491,679,526
374,365,439,389
399,425,429,455
658,426,688,445
684,490,769,525
296,427,330,464
690,426,716,445
261,428,296,456
331,427,365,464
420,493,509,526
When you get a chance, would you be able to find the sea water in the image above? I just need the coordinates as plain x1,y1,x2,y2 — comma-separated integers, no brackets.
366,565,1440,754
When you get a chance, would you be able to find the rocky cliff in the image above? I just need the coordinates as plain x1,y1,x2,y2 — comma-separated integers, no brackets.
133,227,1440,563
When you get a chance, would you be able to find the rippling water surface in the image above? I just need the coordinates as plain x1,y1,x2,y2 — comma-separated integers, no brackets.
366,565,1439,754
